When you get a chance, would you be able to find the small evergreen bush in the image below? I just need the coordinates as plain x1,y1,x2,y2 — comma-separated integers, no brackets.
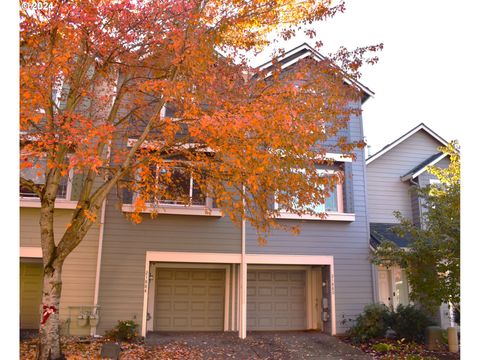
105,320,138,342
346,303,392,343
390,304,434,342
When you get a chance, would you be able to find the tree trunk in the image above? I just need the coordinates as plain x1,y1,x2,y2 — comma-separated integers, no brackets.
36,261,65,360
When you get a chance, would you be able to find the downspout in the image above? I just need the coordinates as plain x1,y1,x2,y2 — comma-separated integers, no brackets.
91,198,106,336
239,185,247,339
359,113,377,304
92,142,111,336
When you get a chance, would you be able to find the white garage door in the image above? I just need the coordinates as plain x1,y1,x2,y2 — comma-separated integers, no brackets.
247,269,306,330
154,268,225,331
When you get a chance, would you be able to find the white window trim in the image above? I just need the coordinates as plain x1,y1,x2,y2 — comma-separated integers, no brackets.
20,198,78,209
20,167,76,208
121,203,222,216
125,161,220,216
273,169,353,221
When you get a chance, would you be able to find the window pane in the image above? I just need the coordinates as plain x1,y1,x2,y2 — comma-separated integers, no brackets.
393,268,410,307
325,185,338,212
20,159,68,199
158,167,190,204
191,176,206,205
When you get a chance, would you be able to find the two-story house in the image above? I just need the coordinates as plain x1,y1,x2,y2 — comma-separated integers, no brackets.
20,43,376,338
366,123,453,327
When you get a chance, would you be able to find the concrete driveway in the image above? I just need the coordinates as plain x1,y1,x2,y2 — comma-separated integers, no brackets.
146,331,372,359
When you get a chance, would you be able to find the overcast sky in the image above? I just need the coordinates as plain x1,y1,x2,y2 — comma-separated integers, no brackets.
249,0,476,154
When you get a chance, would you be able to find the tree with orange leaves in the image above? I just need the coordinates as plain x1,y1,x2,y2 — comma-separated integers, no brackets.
20,0,381,358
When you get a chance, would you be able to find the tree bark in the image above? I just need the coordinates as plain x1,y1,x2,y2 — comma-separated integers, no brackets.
37,261,65,360
37,167,66,360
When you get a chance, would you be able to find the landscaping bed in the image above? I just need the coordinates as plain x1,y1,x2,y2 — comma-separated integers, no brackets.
20,337,205,360
339,336,460,360
20,331,371,359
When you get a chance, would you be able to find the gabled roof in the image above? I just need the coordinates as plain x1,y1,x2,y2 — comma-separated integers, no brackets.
366,123,449,165
257,43,374,103
370,223,413,249
400,152,448,182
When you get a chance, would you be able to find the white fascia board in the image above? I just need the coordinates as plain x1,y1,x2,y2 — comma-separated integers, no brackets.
258,44,316,71
366,124,449,165
400,153,449,182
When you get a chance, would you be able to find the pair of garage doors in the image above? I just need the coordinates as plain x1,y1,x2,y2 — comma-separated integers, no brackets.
154,268,306,331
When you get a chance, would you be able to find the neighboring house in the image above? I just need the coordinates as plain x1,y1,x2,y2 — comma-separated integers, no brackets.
366,123,453,327
20,44,376,337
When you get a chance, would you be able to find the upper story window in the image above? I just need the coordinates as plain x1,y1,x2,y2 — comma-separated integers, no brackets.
123,162,221,216
143,165,206,206
274,169,343,214
20,158,72,200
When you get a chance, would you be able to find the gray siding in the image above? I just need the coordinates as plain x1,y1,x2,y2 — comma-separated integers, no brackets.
246,106,374,333
97,102,373,335
97,190,241,333
367,130,444,223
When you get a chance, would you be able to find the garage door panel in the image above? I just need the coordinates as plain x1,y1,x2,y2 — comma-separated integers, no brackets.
154,268,225,331
208,272,224,281
208,285,224,296
258,272,273,281
192,286,207,296
173,318,188,327
274,287,288,296
291,287,305,296
247,269,306,331
258,287,272,296
274,272,288,281
208,301,223,311
175,271,190,280
174,286,189,296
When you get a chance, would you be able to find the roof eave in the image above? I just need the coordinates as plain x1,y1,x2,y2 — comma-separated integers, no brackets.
366,123,449,165
400,152,449,181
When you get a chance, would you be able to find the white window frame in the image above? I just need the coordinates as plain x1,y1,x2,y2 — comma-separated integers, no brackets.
142,164,206,207
273,168,346,217
20,159,76,208
123,161,221,216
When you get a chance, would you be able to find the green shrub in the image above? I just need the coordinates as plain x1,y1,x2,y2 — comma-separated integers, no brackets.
105,320,138,342
390,305,434,342
346,303,392,343
372,342,396,352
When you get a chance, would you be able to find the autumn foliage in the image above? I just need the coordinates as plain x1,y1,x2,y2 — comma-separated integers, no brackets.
20,0,381,358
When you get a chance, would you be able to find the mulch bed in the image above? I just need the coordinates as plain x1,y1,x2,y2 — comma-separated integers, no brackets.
338,336,460,360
